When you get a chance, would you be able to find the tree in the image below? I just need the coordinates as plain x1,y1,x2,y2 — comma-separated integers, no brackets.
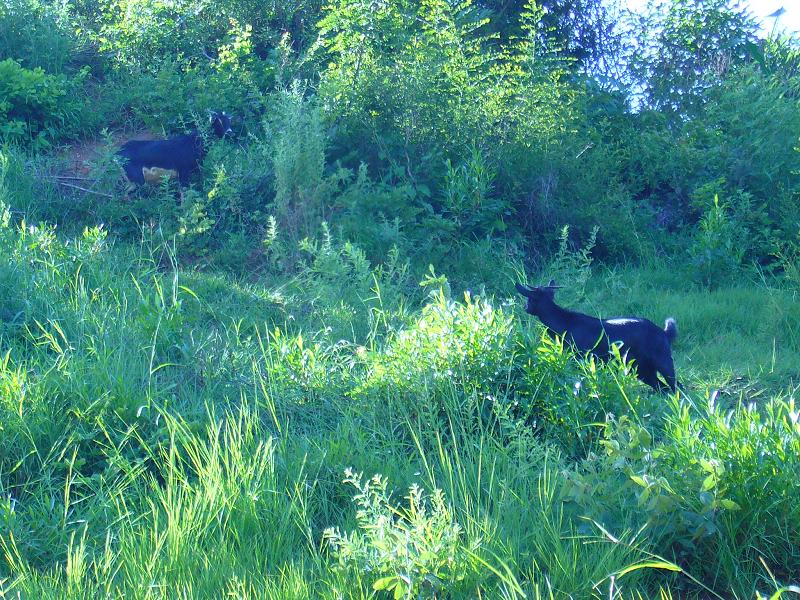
626,0,759,120
476,0,623,77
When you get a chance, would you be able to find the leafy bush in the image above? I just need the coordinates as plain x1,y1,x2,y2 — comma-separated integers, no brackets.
442,146,508,237
109,58,263,132
357,287,515,405
772,230,800,291
699,66,800,213
269,87,338,241
690,194,750,287
331,164,433,263
545,224,597,302
0,59,88,148
0,0,81,73
96,0,319,74
324,469,483,598
512,330,650,458
318,0,578,194
564,395,800,594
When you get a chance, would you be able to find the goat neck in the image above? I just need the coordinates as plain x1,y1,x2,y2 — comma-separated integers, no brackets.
528,295,576,335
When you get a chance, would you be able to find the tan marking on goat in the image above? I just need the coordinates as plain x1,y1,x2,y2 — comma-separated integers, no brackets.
142,166,179,184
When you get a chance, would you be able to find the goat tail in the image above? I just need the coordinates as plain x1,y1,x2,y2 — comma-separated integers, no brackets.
664,318,678,345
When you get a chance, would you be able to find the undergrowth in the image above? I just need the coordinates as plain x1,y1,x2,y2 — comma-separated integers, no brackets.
0,202,797,598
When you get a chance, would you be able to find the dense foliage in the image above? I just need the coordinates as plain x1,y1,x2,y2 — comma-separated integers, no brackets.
1,0,800,596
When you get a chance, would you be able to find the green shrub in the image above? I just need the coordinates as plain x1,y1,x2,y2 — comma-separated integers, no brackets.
357,288,515,403
109,59,264,131
513,329,651,458
772,230,800,291
331,163,456,268
96,0,319,75
318,0,577,196
442,146,508,237
564,394,800,594
291,222,412,341
270,87,335,241
700,66,800,216
0,59,87,148
690,194,750,287
545,224,597,302
324,469,484,599
0,0,80,73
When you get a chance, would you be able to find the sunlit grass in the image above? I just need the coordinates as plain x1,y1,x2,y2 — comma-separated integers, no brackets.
0,211,798,598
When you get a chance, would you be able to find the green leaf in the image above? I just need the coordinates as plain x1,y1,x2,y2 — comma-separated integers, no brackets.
699,459,716,473
719,499,741,511
373,576,397,591
637,429,652,446
616,560,682,578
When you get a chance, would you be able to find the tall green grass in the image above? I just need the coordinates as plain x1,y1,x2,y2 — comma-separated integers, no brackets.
0,204,798,598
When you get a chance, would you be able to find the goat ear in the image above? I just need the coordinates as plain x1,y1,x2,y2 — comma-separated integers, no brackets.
515,282,532,297
547,279,557,287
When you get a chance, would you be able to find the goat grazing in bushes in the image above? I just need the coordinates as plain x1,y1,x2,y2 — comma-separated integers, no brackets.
516,280,678,392
117,110,232,191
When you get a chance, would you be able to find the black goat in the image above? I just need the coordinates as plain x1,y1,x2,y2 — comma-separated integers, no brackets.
516,280,678,392
117,110,232,189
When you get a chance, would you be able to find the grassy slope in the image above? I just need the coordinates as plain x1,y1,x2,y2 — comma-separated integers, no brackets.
0,214,798,598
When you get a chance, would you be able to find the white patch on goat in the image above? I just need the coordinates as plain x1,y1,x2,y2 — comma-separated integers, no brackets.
605,318,641,325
